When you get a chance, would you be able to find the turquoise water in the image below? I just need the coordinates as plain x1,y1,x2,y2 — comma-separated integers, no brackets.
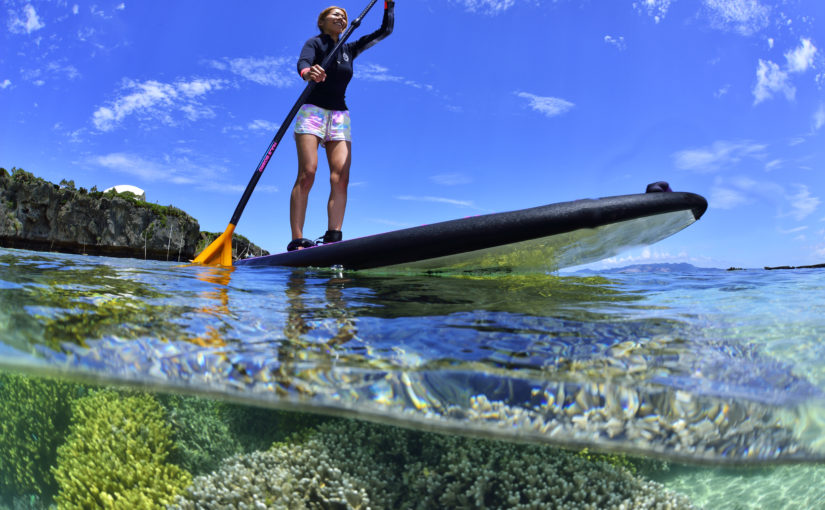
1,247,825,508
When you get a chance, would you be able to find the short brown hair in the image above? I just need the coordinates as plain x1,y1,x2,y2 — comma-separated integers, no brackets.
317,6,348,33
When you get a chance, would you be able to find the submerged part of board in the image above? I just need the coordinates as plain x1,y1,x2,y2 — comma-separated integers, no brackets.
235,191,708,273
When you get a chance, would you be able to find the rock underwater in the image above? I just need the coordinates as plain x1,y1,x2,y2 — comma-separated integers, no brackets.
0,168,268,262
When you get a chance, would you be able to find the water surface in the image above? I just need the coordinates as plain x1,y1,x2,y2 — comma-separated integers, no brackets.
2,247,825,507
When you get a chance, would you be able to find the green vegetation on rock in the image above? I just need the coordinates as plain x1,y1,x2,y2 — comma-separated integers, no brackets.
52,389,192,509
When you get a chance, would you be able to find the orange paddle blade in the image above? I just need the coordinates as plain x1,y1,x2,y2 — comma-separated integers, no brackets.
193,224,236,266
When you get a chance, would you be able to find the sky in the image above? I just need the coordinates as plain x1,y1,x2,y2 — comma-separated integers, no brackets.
1,0,824,270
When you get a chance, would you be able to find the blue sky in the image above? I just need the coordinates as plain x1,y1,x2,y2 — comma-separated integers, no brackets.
1,0,823,269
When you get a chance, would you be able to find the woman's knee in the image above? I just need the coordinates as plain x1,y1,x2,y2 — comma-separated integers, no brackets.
295,166,317,189
329,168,349,189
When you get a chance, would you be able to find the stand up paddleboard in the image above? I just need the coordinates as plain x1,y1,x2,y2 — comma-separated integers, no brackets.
235,190,707,273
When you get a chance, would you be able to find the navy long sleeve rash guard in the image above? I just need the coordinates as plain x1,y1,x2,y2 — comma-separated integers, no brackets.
297,1,394,111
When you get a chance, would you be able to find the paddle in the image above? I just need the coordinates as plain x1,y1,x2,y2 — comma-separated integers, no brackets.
194,0,381,266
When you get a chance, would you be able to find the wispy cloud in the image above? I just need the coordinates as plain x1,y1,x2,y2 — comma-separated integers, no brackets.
515,92,574,118
633,0,672,24
247,119,279,131
92,78,227,131
46,61,81,81
454,0,517,15
753,39,817,105
703,0,770,36
709,175,783,210
396,195,481,209
785,38,817,74
430,173,472,186
222,119,280,134
93,153,196,185
604,35,626,51
814,104,825,131
90,152,277,193
708,176,817,223
674,140,767,172
753,59,793,104
714,84,730,98
356,63,435,92
8,4,45,34
209,57,293,87
710,183,749,209
764,159,782,172
786,184,820,221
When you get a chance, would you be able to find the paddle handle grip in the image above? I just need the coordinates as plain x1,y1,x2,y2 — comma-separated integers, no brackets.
229,0,380,227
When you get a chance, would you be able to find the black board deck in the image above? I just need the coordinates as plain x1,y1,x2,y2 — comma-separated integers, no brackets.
235,192,708,273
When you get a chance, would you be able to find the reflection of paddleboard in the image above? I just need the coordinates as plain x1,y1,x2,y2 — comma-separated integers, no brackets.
236,191,708,273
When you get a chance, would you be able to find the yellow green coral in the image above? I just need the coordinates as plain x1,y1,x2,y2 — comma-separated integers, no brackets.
52,389,191,509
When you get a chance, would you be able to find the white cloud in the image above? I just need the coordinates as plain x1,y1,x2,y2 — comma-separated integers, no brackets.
709,176,815,223
710,184,749,209
90,152,276,193
633,0,672,24
221,119,280,134
703,0,770,36
814,104,825,131
764,159,782,172
72,4,79,15
753,59,794,104
456,0,517,15
93,153,194,184
714,84,730,98
604,35,626,51
247,119,279,131
92,78,226,131
596,247,697,268
785,38,817,74
396,195,479,209
430,173,472,186
210,57,292,87
674,140,766,172
116,3,125,10
356,63,404,82
46,61,81,81
0,79,10,89
8,4,45,34
515,92,574,118
786,184,819,221
356,63,435,92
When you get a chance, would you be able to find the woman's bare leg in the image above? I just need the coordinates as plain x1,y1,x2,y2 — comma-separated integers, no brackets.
324,140,352,232
290,134,321,240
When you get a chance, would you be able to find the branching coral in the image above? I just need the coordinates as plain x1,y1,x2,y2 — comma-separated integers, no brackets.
174,418,695,510
0,372,77,498
52,389,191,509
159,394,242,476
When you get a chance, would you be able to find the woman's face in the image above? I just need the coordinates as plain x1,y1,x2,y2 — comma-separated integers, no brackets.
320,9,347,35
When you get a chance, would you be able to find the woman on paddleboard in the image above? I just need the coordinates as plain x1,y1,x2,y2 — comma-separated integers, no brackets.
287,2,395,252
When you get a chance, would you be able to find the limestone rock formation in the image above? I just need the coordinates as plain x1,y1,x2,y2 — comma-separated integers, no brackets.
0,168,204,261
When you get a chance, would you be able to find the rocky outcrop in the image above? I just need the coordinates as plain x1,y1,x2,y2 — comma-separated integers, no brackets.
0,168,204,261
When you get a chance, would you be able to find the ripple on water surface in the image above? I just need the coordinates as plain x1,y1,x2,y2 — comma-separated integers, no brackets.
1,247,825,466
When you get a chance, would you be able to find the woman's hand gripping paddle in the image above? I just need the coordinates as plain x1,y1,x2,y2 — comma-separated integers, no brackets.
194,0,380,266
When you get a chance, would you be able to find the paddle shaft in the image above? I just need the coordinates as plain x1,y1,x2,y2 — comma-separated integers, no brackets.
228,0,380,226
